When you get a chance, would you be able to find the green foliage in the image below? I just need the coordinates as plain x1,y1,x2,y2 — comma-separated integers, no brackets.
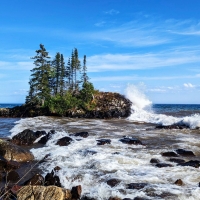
26,44,97,115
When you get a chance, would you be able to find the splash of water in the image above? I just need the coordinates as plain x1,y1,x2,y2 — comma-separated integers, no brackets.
125,84,200,129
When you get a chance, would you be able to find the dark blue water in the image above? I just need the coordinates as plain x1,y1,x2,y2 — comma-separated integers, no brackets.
152,104,200,117
0,103,22,108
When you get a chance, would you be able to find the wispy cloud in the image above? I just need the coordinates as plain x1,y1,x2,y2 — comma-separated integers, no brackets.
183,83,196,88
0,61,33,70
87,48,200,72
94,21,106,27
104,9,119,15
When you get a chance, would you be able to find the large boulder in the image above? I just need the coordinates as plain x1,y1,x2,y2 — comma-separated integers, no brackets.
12,129,46,146
0,139,34,162
17,185,70,200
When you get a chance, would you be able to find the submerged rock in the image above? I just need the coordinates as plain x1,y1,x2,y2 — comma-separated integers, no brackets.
107,178,121,187
178,160,200,168
119,137,143,145
155,163,173,168
127,183,148,190
96,139,111,145
0,139,34,162
150,158,160,164
161,151,179,157
44,171,61,187
169,158,185,164
56,136,73,146
156,124,189,129
73,132,89,138
176,149,195,157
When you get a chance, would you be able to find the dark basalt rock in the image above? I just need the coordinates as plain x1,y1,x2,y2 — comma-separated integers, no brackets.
107,178,121,187
71,185,82,199
150,158,160,164
176,149,195,157
178,160,200,168
119,137,142,145
174,179,183,186
155,163,172,168
44,171,61,187
56,136,73,146
24,173,44,186
169,158,185,164
54,166,61,171
73,132,89,138
156,124,189,129
4,160,20,171
6,170,20,182
162,152,179,157
127,183,148,190
81,196,96,200
38,130,55,144
134,198,149,200
96,139,111,145
12,129,46,146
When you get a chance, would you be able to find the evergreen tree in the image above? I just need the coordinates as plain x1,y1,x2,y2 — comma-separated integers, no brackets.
27,44,51,105
74,48,81,91
82,55,89,84
60,54,65,96
52,52,61,95
66,58,72,90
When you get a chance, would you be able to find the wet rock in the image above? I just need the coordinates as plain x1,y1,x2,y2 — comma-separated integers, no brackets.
11,185,22,195
54,166,61,171
6,170,20,182
174,179,183,186
155,163,172,168
73,132,89,138
0,139,34,162
107,178,121,187
71,185,82,199
96,139,111,145
156,124,189,129
162,151,179,157
38,130,55,144
123,199,132,200
0,155,8,170
82,150,97,156
150,158,160,164
56,136,73,146
45,171,61,187
17,185,67,200
119,137,142,145
12,129,45,146
169,158,185,164
81,196,96,200
176,149,195,157
134,198,149,200
127,183,148,190
24,173,44,186
178,160,200,168
109,197,121,200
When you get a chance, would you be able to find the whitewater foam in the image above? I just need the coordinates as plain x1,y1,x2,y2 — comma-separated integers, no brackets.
125,84,200,129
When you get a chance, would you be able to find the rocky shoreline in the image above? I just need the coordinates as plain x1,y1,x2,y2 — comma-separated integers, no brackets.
0,92,132,119
0,126,199,200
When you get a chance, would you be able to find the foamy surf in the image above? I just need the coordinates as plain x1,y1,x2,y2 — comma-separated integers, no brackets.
125,84,200,129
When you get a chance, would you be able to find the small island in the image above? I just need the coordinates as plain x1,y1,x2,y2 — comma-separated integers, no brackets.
0,44,131,118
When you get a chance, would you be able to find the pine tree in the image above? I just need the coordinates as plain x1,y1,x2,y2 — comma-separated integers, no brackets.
60,54,65,96
66,58,71,90
27,44,51,106
74,48,81,91
82,55,89,84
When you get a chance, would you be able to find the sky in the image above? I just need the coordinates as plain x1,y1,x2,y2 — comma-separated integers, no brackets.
0,0,200,104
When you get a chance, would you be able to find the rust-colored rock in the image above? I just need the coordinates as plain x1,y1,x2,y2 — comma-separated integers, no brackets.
71,185,82,199
24,174,44,186
174,179,183,186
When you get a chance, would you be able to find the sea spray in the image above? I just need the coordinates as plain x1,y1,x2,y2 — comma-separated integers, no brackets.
125,84,200,128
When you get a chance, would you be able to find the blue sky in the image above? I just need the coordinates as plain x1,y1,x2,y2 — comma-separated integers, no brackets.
1,0,200,103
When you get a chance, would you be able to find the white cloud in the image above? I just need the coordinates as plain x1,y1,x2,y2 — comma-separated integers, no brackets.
87,49,200,72
183,83,196,88
0,61,33,70
94,21,106,27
